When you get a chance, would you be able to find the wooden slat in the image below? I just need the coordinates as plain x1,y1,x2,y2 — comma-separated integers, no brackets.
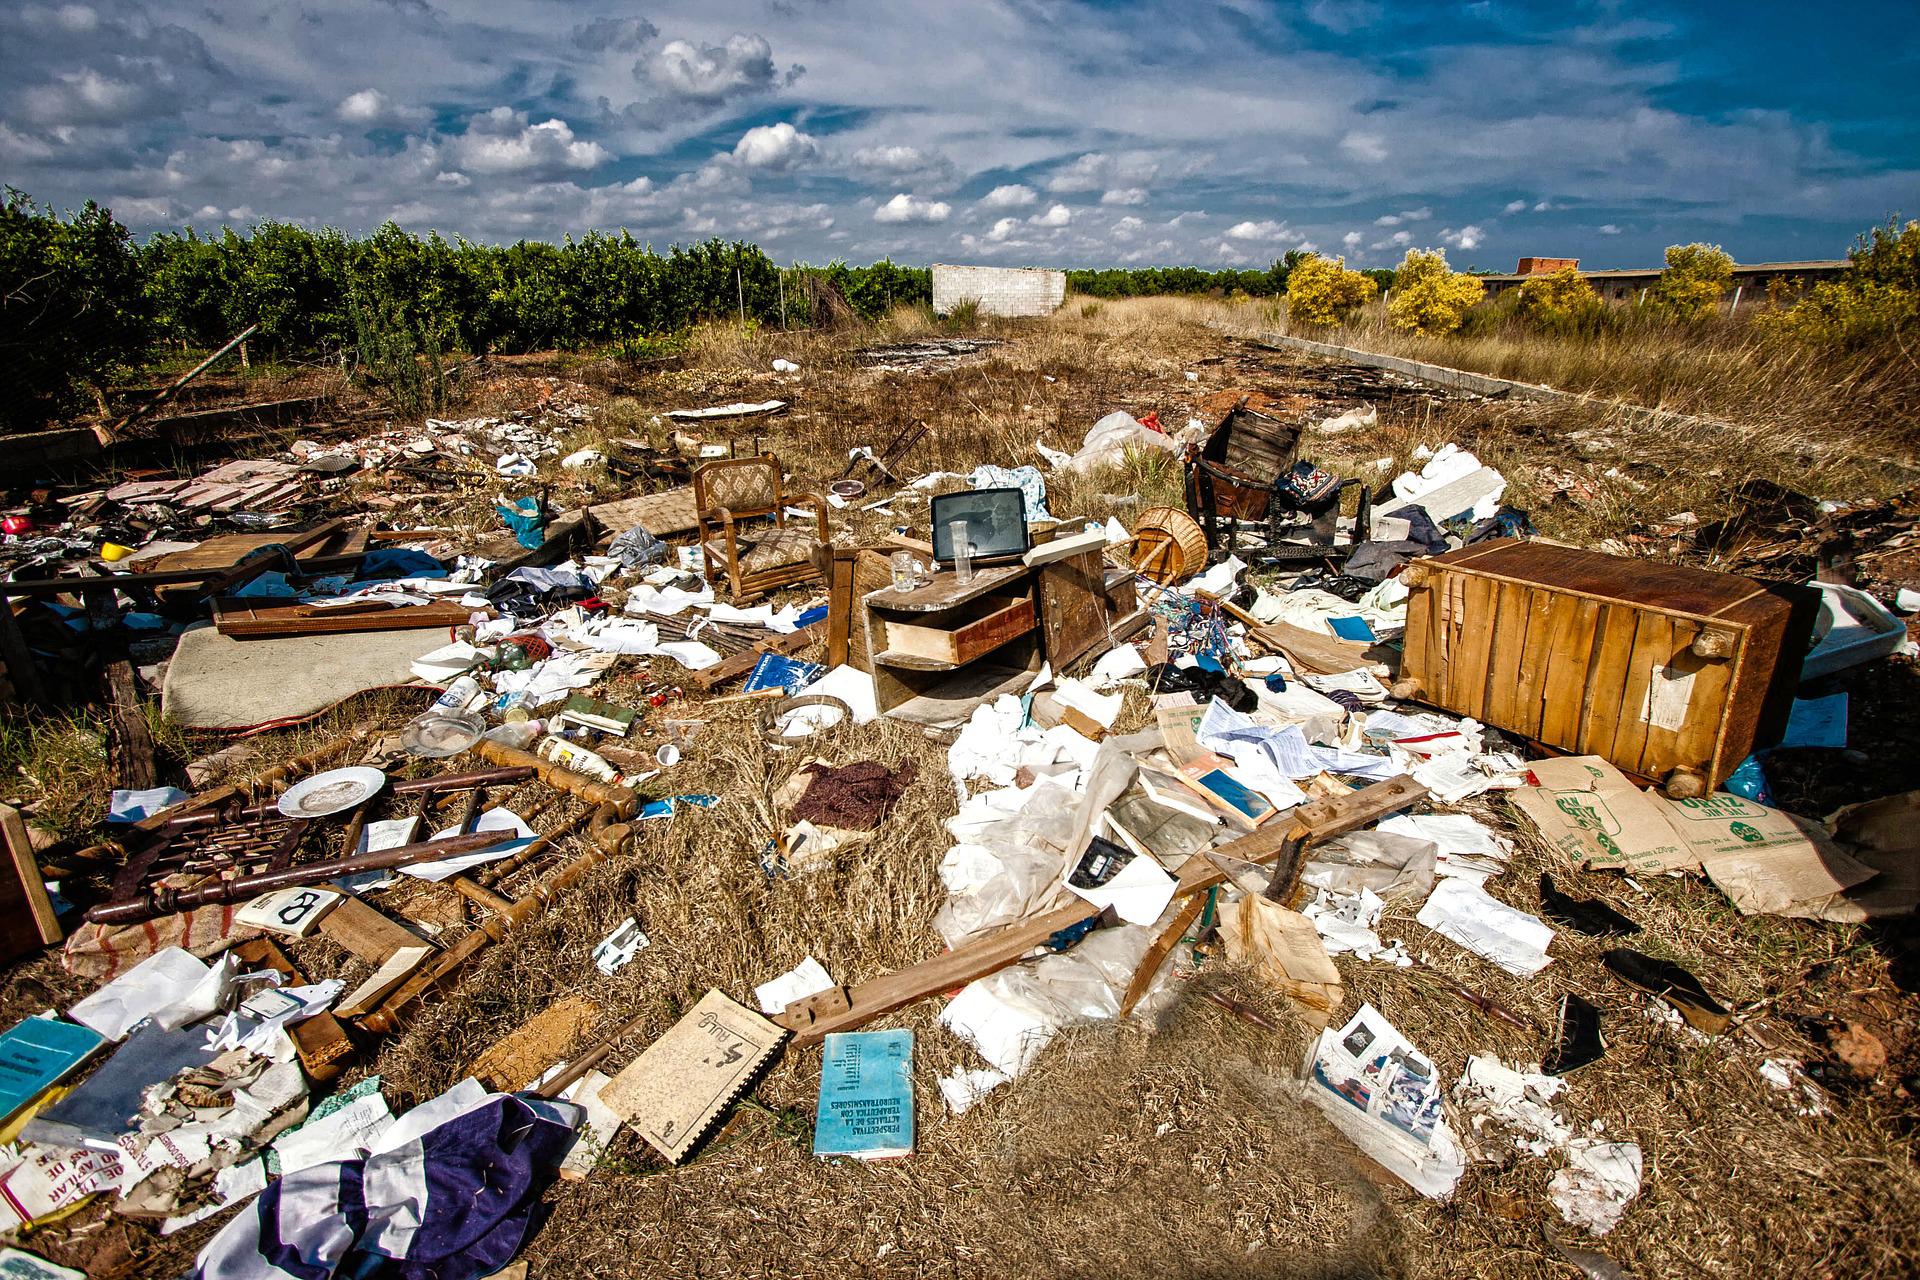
1669,639,1738,783
1451,573,1499,719
1538,597,1602,747
1578,604,1640,759
1639,618,1698,779
1609,612,1670,773
1510,589,1562,740
1483,581,1533,729
317,895,429,965
0,805,61,954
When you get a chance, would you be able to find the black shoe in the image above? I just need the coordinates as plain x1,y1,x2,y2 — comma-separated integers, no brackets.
1541,874,1642,937
1543,994,1605,1075
1602,948,1730,1034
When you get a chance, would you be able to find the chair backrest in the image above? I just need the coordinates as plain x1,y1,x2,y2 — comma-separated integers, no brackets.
694,456,781,516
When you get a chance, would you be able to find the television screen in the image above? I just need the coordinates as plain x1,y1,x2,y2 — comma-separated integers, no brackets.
930,488,1029,563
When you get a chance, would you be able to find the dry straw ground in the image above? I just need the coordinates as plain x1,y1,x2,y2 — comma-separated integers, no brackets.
5,297,1919,1278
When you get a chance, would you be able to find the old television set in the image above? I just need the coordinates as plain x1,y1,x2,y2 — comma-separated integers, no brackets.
930,487,1030,567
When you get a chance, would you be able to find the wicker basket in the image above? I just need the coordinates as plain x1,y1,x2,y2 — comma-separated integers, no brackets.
1130,507,1208,585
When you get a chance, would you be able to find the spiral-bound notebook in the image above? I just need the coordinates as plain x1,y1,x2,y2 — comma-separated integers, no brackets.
600,990,786,1164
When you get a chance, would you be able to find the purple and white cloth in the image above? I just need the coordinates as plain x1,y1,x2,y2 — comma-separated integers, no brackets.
192,1080,581,1280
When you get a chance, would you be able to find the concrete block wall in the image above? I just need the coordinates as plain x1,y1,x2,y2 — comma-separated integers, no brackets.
931,264,1066,317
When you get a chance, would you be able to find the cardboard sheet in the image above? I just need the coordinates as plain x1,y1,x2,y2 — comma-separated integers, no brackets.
1662,792,1877,921
1508,756,1696,874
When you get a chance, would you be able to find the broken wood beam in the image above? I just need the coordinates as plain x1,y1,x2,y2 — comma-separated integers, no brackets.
774,774,1427,1044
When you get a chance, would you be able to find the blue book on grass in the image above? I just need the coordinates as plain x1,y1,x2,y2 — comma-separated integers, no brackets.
813,1029,913,1160
0,1018,105,1125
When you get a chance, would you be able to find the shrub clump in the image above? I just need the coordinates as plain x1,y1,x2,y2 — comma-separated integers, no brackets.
1285,253,1378,327
1386,248,1485,335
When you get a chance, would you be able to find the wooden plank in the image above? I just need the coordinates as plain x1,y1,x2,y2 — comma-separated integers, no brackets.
1611,612,1671,775
467,996,598,1092
1538,597,1602,747
774,775,1426,1044
1450,572,1499,719
0,805,61,955
1511,590,1567,741
1118,894,1207,1017
1670,637,1738,784
1481,580,1531,729
316,895,428,965
103,660,158,791
688,624,823,692
1578,605,1642,761
212,597,471,638
1640,618,1702,780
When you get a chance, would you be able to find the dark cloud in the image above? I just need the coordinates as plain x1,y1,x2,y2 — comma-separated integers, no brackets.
571,15,658,53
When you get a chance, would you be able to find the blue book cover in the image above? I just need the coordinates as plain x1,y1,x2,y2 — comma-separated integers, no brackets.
1328,615,1376,643
0,1018,104,1124
813,1028,913,1160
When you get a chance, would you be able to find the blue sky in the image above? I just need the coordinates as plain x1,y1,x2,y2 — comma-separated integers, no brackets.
2,0,1914,270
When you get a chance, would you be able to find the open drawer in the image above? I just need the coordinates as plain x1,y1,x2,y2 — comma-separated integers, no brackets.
878,593,1035,669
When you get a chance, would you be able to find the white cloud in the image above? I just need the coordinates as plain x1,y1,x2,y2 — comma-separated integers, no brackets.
1503,198,1528,214
1373,207,1431,227
1226,219,1290,241
435,170,471,188
1340,132,1388,163
1342,230,1363,248
852,145,930,172
1100,187,1147,205
337,89,387,124
1598,223,1622,234
451,108,609,176
986,216,1019,242
1112,215,1144,239
873,192,950,224
1440,224,1485,250
980,183,1037,208
732,122,819,170
643,34,779,102
1030,203,1071,227
1534,200,1557,212
1047,151,1157,193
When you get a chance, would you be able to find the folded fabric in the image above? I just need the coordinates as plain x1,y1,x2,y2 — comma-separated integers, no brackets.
192,1084,580,1280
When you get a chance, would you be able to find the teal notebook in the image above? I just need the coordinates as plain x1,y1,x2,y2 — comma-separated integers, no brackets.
0,1018,105,1124
813,1029,913,1160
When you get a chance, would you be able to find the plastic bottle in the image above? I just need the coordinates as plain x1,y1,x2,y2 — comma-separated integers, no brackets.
482,719,545,751
537,735,622,784
430,676,482,715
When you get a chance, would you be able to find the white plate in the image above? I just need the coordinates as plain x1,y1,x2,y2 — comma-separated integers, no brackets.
277,766,388,819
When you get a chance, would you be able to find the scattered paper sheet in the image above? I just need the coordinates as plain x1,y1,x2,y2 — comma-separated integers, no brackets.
754,957,837,1015
592,919,649,975
270,1089,395,1177
1301,1003,1465,1198
936,1067,1009,1116
1416,878,1555,976
1548,1139,1642,1236
1221,895,1343,1028
68,948,236,1041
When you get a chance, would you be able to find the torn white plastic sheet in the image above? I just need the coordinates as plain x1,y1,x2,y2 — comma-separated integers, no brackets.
1453,1054,1571,1158
1416,878,1554,976
1379,812,1511,883
68,948,238,1041
1303,888,1410,965
773,665,879,738
1548,1139,1642,1236
753,956,836,1015
1184,555,1246,598
1052,678,1123,730
565,617,722,671
621,582,715,617
1087,644,1147,688
406,808,536,881
1066,410,1180,476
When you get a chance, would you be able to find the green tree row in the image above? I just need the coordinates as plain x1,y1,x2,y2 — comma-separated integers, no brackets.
1067,255,1396,300
0,189,934,432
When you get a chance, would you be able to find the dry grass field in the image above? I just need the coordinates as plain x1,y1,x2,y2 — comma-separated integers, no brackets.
6,297,1919,1279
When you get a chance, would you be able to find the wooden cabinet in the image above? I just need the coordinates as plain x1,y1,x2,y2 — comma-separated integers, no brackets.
1398,539,1817,795
863,565,1042,724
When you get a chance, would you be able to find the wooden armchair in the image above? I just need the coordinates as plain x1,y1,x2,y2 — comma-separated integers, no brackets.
693,456,829,600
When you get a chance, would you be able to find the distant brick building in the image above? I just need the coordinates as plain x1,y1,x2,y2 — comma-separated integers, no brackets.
1481,256,1848,308
932,264,1067,317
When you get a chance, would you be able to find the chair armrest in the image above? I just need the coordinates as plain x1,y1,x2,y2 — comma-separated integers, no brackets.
788,492,830,540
